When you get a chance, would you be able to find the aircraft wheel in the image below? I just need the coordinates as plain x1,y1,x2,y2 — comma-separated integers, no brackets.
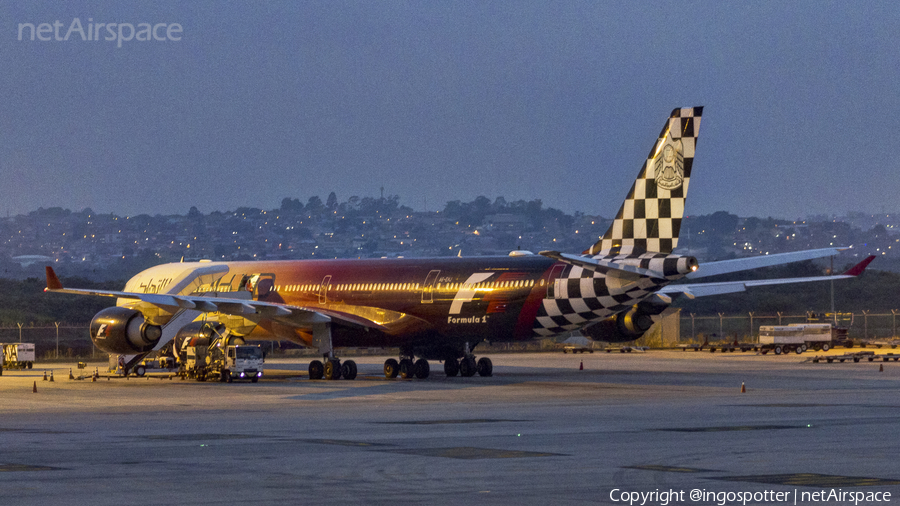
476,357,493,377
341,360,357,380
384,358,399,379
460,357,477,377
443,358,459,377
399,358,415,379
324,358,342,380
414,359,430,379
308,360,324,380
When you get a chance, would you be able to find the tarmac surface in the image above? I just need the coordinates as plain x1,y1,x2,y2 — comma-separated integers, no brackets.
2,350,900,505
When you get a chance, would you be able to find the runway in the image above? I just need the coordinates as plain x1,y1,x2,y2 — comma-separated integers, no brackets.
2,351,900,505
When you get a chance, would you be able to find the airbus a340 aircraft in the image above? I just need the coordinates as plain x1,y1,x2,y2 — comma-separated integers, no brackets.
45,107,874,380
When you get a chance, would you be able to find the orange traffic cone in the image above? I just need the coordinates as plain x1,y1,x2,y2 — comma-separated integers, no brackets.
579,361,584,370
33,381,37,393
50,371,54,382
880,364,884,372
741,382,746,393
69,368,74,380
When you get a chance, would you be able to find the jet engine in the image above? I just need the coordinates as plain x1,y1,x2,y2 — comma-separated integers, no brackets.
582,300,669,343
172,322,244,357
90,307,163,354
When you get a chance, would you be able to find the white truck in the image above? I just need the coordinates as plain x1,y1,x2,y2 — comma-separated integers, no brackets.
183,340,264,383
759,324,834,355
2,343,36,370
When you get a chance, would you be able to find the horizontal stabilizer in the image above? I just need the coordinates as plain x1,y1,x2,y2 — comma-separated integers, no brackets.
686,247,847,279
661,255,875,298
539,251,665,279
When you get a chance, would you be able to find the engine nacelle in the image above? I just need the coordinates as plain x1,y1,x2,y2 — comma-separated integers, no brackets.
172,322,244,357
582,300,669,343
90,307,163,354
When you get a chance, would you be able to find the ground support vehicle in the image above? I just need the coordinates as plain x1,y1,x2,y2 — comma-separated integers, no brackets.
563,345,594,354
133,356,177,377
604,346,648,353
786,323,834,351
182,338,264,383
759,326,807,355
2,343,35,369
806,351,900,363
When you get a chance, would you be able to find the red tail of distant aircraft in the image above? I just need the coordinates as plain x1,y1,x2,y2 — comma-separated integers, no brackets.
44,107,874,379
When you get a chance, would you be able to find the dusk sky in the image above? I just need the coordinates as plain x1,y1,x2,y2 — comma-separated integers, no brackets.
2,1,899,220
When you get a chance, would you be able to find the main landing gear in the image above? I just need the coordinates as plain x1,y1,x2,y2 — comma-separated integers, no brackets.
443,356,492,377
308,357,357,380
383,357,430,379
307,321,357,380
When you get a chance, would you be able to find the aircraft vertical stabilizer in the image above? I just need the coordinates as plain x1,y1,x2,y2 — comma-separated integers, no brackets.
586,106,703,255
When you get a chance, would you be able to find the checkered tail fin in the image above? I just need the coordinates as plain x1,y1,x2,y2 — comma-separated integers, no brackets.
585,106,703,256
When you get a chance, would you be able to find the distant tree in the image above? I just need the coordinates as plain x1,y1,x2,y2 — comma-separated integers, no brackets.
305,196,324,215
280,198,303,212
326,192,338,210
187,206,203,219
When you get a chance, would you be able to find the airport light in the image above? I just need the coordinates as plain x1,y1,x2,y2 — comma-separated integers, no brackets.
862,310,870,340
892,310,899,339
55,322,60,359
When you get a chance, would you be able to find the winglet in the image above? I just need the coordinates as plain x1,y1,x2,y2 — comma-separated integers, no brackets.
842,255,876,276
45,266,63,291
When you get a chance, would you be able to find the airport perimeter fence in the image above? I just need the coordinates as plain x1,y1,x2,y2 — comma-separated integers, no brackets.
678,310,900,343
5,311,898,359
0,324,98,359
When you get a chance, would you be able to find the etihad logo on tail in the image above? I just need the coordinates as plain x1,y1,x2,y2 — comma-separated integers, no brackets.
654,137,684,191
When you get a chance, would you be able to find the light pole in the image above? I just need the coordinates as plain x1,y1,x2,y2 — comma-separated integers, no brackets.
892,309,898,339
863,310,870,340
749,312,755,342
17,322,22,343
55,322,61,359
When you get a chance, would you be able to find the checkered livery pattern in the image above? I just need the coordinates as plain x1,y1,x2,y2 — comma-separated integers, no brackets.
533,248,696,337
587,106,702,256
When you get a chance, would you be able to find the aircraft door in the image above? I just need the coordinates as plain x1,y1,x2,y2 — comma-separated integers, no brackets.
253,274,276,300
422,270,440,303
318,275,332,304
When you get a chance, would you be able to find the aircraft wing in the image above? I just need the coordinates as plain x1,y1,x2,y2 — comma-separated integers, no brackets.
44,266,331,325
659,255,875,298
